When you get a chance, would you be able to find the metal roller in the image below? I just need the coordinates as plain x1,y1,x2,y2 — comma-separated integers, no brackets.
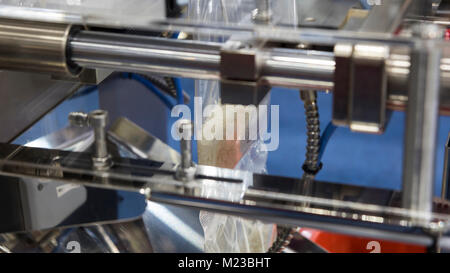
0,18,81,76
68,30,450,114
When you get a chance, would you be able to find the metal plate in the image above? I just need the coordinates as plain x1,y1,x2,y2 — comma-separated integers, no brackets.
0,71,81,143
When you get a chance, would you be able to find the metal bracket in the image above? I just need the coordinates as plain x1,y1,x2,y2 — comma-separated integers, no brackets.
219,39,270,105
332,43,391,134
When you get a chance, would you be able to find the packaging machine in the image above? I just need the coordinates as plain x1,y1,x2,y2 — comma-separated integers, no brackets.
0,0,450,253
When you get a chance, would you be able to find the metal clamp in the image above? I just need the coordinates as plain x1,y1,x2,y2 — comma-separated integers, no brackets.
219,39,270,105
332,43,391,134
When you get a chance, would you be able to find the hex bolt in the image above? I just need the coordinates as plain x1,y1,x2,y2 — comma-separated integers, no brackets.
68,110,112,170
68,112,89,127
175,119,196,181
89,110,109,159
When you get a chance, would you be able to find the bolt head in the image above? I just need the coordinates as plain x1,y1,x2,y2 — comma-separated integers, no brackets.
68,112,89,127
89,110,109,128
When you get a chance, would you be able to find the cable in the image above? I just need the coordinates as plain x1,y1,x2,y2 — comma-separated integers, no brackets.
143,74,178,97
301,91,321,174
268,91,337,253
123,74,190,103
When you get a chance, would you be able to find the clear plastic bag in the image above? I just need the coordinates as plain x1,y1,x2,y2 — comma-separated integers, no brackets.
199,139,273,253
189,0,276,253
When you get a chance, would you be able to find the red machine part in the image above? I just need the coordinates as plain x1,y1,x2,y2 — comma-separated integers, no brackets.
446,28,450,41
298,228,426,253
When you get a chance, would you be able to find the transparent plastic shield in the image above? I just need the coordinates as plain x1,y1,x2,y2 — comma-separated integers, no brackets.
0,0,166,26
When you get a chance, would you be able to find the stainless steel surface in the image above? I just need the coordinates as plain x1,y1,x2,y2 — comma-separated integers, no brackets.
107,119,202,253
402,25,443,215
25,126,93,152
1,143,450,249
260,48,335,89
0,117,202,252
0,127,146,235
0,18,80,76
0,0,450,253
0,71,81,143
108,117,180,165
1,119,183,253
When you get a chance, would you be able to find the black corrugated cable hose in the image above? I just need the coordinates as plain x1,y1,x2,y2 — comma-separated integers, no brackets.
268,90,321,253
142,74,190,104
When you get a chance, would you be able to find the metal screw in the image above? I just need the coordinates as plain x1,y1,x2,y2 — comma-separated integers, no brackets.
68,112,89,127
89,110,110,162
175,120,196,181
69,110,112,170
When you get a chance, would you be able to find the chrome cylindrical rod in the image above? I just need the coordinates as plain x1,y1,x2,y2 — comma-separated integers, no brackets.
68,30,450,113
402,24,444,216
89,110,110,161
70,30,221,80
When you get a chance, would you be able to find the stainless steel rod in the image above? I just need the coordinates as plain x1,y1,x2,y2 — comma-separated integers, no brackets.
69,30,339,87
70,31,222,80
69,30,450,112
402,29,442,216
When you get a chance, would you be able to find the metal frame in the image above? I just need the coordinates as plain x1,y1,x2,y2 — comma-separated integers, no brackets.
0,0,449,252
